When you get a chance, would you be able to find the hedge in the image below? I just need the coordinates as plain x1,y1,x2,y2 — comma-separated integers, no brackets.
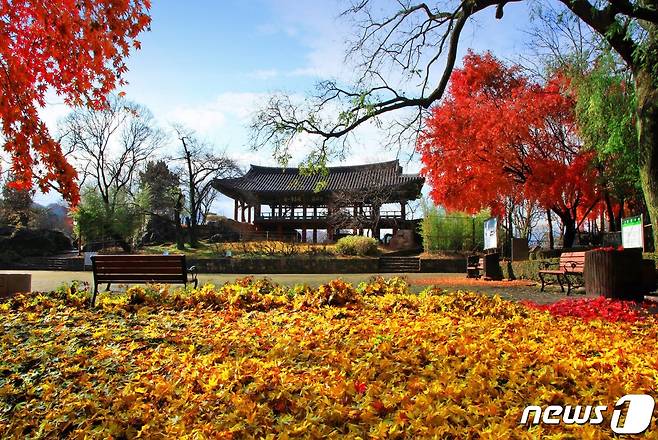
501,258,559,282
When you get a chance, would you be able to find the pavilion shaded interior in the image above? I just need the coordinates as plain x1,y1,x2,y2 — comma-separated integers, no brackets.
212,160,424,243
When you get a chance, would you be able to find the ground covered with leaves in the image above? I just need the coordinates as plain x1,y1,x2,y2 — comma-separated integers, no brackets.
1,277,657,438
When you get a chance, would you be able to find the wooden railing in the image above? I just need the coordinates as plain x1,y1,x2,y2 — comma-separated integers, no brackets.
255,210,404,221
256,213,328,221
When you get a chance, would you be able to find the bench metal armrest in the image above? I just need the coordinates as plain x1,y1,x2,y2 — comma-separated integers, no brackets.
539,260,557,270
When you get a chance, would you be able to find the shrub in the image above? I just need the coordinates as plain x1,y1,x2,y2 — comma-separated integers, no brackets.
335,236,379,256
420,200,490,252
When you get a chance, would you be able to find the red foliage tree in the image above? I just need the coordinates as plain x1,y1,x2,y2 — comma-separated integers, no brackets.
0,0,151,205
417,52,601,247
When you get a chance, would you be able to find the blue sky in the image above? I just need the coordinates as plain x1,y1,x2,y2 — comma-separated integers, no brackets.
37,0,536,215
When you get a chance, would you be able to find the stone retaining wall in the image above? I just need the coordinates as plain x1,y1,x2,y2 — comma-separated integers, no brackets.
188,257,380,274
3,256,468,274
419,258,465,273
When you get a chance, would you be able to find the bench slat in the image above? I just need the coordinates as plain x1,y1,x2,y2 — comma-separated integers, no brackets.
95,259,185,265
95,261,185,267
93,255,184,261
94,267,187,275
95,274,186,282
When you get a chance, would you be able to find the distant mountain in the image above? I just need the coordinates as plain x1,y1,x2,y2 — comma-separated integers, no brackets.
46,203,69,219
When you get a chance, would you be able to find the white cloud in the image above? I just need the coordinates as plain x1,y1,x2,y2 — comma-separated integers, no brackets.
249,69,280,80
163,92,267,141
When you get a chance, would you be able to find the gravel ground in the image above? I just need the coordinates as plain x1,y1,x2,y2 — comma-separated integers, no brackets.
0,270,583,304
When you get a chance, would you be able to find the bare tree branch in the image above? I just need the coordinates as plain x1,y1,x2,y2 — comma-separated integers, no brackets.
251,0,655,165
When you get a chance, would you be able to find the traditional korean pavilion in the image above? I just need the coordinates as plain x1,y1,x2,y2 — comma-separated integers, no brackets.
212,160,424,242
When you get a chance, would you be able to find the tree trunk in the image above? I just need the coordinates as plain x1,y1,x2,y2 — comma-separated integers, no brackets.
563,221,576,249
635,68,658,251
182,141,199,248
546,209,554,250
555,210,577,248
174,192,185,251
616,197,624,231
604,190,616,232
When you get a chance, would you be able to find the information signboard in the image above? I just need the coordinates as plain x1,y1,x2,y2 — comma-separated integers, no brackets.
484,217,498,250
621,215,644,250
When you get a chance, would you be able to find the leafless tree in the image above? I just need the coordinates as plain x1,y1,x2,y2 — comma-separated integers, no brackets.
62,95,165,214
172,125,241,247
329,184,396,240
60,96,164,251
511,199,543,242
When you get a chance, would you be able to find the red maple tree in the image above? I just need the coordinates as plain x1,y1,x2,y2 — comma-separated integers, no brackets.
417,52,601,247
0,0,151,205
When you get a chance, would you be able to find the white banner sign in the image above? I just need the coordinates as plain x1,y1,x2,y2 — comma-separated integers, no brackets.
484,217,498,250
621,215,644,250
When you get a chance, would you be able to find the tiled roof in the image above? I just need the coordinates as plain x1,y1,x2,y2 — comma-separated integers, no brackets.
214,160,424,195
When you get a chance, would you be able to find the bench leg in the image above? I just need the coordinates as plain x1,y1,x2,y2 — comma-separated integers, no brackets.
565,275,572,296
539,273,546,292
91,284,98,308
106,283,111,291
556,274,565,293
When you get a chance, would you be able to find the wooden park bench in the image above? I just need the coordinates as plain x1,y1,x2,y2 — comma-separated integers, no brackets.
466,255,484,279
91,255,198,306
538,251,586,295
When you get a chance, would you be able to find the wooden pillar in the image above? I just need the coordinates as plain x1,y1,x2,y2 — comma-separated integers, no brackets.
313,229,318,243
241,202,246,223
301,228,307,243
247,205,252,223
278,205,283,217
234,199,239,221
313,206,318,219
400,200,407,220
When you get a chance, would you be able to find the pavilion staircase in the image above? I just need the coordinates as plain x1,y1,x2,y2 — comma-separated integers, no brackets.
378,256,420,273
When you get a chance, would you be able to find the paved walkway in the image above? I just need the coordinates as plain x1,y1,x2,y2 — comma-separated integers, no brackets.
0,270,579,304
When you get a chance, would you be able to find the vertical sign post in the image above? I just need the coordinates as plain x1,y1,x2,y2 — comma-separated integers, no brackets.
621,214,644,250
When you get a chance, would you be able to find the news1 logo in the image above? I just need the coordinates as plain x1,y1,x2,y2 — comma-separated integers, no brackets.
520,394,656,434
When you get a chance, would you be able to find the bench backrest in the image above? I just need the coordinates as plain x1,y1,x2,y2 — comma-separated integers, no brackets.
92,255,188,284
559,252,586,273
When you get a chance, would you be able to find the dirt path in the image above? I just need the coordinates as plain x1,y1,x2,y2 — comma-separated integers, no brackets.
0,270,579,304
